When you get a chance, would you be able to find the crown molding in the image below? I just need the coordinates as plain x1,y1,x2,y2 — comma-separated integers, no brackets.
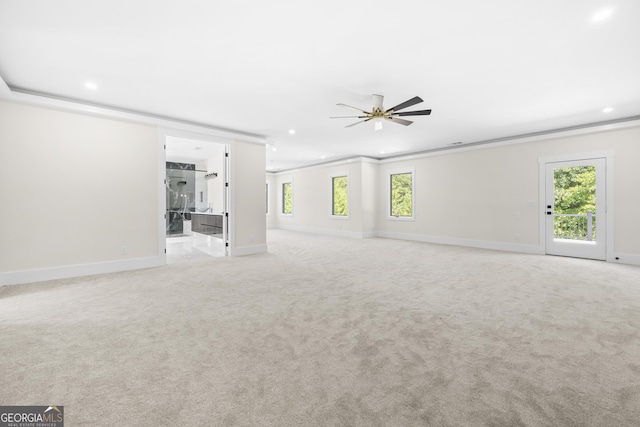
0,76,267,145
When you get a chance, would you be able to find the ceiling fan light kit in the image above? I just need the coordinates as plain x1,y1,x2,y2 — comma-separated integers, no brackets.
331,94,432,131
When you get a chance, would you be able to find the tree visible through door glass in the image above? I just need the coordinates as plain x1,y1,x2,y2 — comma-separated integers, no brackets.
553,166,596,240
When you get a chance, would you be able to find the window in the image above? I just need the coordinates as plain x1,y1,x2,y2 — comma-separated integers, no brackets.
389,171,414,218
282,182,293,214
331,175,348,217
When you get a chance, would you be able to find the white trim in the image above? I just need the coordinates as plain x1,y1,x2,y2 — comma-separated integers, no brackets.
269,156,378,175
157,130,168,262
329,172,350,219
266,119,640,174
380,120,640,164
265,182,270,216
273,226,640,265
385,167,416,221
610,253,640,267
0,256,165,286
273,224,375,239
0,81,267,145
0,75,10,96
538,150,615,164
228,244,268,256
538,151,615,261
377,231,544,255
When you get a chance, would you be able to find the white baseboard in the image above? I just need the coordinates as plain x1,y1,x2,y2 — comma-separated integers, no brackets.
609,253,640,267
0,256,165,286
273,224,376,239
229,244,268,256
270,227,640,266
372,231,545,255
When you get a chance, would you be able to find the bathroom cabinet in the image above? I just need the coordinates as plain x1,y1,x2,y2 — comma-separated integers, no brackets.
191,214,223,235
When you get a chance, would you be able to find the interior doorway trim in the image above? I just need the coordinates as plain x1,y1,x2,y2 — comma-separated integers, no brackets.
538,150,615,261
158,127,232,262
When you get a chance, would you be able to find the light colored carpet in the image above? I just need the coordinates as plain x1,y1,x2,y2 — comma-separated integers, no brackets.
1,230,640,426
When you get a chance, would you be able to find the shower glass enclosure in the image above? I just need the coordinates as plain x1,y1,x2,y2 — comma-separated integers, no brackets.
166,162,208,236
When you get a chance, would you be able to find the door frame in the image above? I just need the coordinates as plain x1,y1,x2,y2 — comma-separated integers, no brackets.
159,127,232,261
538,150,615,261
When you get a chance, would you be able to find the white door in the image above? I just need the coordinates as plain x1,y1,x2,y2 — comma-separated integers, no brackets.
223,144,230,256
544,158,606,260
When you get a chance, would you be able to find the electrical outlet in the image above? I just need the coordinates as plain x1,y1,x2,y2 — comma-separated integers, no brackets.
120,245,129,255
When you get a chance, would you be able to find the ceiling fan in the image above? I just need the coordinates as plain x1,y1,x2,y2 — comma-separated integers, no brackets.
331,94,431,131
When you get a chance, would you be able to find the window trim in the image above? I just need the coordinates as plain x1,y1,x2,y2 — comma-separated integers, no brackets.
265,182,270,216
329,173,350,219
386,167,415,221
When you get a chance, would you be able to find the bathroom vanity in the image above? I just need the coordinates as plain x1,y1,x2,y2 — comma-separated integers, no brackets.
191,213,223,235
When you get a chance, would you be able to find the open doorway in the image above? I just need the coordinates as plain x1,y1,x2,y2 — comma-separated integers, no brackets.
165,135,227,263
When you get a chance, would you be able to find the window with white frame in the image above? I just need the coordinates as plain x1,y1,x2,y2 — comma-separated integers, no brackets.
388,169,414,219
331,175,349,217
282,182,293,215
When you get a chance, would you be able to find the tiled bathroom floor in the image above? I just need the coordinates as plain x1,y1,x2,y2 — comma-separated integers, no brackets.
166,232,225,263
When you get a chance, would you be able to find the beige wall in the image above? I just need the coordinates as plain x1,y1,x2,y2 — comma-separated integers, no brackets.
229,141,267,253
269,124,640,262
377,126,640,257
0,101,160,273
266,174,277,228
270,160,373,237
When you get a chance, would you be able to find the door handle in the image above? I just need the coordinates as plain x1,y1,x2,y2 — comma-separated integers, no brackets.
547,212,553,215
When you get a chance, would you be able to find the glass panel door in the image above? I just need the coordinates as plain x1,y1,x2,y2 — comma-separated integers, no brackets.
545,158,606,260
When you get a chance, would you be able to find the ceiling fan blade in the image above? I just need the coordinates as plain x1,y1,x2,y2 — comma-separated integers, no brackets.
385,117,413,126
345,119,369,128
337,103,370,114
386,96,423,113
394,109,432,117
372,94,384,110
330,115,367,119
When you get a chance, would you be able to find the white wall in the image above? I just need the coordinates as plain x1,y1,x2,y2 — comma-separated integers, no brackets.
0,100,161,281
269,124,640,264
266,174,277,228
229,141,267,255
0,100,270,284
270,160,374,238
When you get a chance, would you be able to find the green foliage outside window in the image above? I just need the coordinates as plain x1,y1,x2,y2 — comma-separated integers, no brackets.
332,176,348,216
391,173,413,217
282,182,293,214
553,166,596,239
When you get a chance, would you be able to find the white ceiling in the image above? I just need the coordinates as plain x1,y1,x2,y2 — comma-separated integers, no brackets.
1,0,639,171
165,136,224,165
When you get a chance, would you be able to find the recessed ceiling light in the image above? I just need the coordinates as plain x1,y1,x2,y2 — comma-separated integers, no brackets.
320,155,326,159
379,150,385,154
602,107,613,113
271,147,277,152
592,8,613,22
288,129,295,135
85,82,98,90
